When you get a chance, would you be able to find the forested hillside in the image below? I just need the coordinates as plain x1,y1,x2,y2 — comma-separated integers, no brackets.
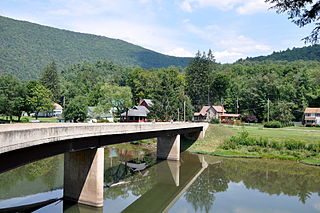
0,16,191,81
245,45,320,62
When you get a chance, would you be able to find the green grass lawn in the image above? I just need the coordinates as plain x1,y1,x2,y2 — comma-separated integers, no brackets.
227,125,320,143
0,116,58,123
184,124,320,166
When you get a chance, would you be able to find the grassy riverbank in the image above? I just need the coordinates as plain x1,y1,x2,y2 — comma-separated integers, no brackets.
183,124,320,166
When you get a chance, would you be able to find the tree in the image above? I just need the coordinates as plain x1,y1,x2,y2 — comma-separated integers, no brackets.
270,101,295,124
186,51,215,111
26,80,54,120
148,68,193,121
0,75,27,123
211,73,231,102
266,0,320,43
63,96,88,122
99,83,133,117
40,61,60,102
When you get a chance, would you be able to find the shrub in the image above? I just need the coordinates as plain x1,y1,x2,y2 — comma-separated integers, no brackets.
316,124,320,128
97,119,110,123
211,118,220,124
243,114,258,123
284,138,306,150
20,117,29,123
264,121,282,128
306,123,312,127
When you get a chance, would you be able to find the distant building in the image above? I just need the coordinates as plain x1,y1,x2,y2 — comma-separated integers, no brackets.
38,102,63,117
220,114,241,124
193,105,240,123
120,106,149,122
87,107,114,122
211,106,226,119
53,103,63,116
304,108,320,125
139,99,153,109
193,106,214,122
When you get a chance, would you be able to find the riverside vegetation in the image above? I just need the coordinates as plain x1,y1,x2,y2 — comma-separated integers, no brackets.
182,124,320,166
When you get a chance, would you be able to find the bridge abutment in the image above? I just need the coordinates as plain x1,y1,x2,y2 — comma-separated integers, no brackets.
157,134,180,160
63,147,104,208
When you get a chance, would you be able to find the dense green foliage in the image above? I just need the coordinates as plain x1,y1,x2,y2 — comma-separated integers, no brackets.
0,75,27,122
63,96,88,122
245,45,320,62
127,66,193,121
26,81,54,119
0,16,191,81
40,61,60,102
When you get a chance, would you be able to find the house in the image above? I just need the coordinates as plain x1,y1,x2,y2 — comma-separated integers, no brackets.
87,107,114,122
193,105,240,123
193,106,215,122
139,99,153,109
193,105,226,122
212,106,226,119
53,103,63,116
220,114,241,124
120,106,150,122
304,108,320,125
38,102,63,117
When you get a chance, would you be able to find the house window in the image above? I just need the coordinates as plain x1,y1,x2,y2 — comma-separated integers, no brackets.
316,113,320,117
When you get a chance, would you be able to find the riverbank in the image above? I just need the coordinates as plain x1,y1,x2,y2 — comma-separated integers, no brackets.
182,124,320,166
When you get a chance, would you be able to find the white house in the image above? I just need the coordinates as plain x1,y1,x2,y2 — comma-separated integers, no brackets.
304,107,320,125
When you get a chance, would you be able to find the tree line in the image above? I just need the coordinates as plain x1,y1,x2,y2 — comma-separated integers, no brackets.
1,51,320,123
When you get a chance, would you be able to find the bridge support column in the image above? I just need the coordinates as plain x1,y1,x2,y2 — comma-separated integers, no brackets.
157,134,180,160
64,148,104,208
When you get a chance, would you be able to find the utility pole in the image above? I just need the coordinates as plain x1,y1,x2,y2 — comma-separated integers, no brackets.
236,97,239,114
177,108,179,122
207,85,210,106
183,101,186,122
267,98,270,122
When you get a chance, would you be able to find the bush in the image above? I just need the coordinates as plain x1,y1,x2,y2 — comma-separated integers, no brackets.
284,138,306,150
306,123,312,127
264,121,282,128
316,124,320,128
282,122,294,127
97,119,110,123
243,114,258,123
20,117,29,123
211,118,220,124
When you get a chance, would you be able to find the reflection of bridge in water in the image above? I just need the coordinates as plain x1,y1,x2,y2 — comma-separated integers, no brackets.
123,153,208,213
0,152,210,213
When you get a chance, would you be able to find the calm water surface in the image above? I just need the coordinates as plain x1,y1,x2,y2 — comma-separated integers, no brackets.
1,144,320,212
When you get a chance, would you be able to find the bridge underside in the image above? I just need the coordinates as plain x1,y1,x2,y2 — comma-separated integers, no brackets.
0,124,207,208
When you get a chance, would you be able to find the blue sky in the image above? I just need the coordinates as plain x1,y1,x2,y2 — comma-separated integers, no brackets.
0,0,315,63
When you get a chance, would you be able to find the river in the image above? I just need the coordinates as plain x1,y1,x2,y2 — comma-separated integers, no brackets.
0,143,320,212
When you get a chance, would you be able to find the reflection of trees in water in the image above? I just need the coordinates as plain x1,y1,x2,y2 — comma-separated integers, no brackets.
0,155,63,192
184,165,229,213
184,156,320,212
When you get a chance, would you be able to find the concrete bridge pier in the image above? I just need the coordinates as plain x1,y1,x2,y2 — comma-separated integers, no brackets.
64,148,104,208
157,134,180,161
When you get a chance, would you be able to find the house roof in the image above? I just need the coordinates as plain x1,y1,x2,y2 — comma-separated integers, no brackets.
212,106,226,113
140,99,153,106
121,106,149,117
53,103,63,110
199,106,211,116
194,112,201,116
305,108,320,114
220,114,240,117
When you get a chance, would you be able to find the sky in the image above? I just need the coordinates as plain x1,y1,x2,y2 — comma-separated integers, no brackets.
0,0,315,63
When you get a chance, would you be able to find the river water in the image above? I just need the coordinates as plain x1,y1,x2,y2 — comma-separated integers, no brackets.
1,144,320,212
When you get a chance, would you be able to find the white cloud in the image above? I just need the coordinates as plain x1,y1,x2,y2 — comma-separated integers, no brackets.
180,0,269,14
214,50,244,63
166,47,194,57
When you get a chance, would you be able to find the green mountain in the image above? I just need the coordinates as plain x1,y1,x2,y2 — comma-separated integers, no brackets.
0,16,191,81
245,45,320,62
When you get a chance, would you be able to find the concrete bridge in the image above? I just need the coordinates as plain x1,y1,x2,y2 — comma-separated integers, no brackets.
0,122,208,208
